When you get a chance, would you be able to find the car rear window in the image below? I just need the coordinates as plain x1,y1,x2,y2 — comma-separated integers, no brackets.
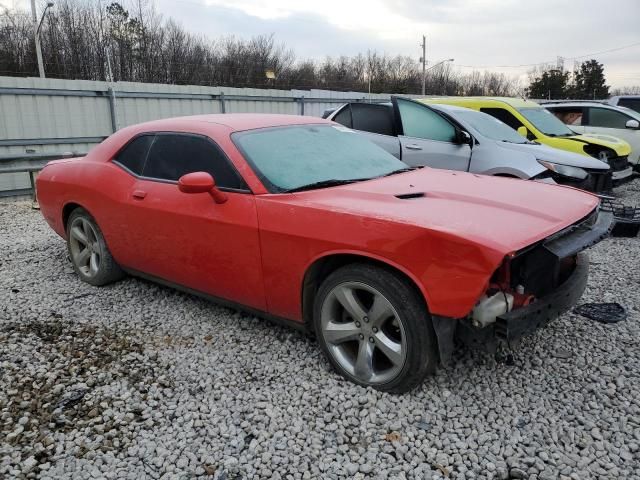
351,104,395,136
113,135,155,175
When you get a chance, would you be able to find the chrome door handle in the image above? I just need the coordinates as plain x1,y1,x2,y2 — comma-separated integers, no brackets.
405,144,423,150
132,190,147,199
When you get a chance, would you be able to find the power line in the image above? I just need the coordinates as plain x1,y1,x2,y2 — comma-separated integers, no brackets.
456,41,640,69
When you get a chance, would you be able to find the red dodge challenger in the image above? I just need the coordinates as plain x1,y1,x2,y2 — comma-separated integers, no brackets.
37,114,613,392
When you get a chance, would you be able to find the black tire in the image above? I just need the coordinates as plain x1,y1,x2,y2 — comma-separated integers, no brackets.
313,263,437,393
66,207,125,286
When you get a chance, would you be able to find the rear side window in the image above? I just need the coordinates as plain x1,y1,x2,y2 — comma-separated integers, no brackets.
397,99,456,142
333,105,353,128
548,107,584,126
351,104,395,136
113,135,154,175
586,108,630,129
480,108,524,130
142,134,247,190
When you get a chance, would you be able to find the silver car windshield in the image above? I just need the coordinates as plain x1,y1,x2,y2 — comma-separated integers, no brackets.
518,107,575,137
456,110,528,144
233,124,408,192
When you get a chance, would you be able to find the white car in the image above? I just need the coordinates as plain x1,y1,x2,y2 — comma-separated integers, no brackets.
544,102,640,168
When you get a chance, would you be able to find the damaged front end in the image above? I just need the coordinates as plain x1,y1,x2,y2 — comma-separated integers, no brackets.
436,207,614,362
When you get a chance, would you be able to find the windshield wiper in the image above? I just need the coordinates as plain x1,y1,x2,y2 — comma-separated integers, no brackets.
380,166,423,177
283,178,368,193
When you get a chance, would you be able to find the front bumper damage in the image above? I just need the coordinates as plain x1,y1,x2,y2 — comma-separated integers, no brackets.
494,253,588,342
434,210,614,363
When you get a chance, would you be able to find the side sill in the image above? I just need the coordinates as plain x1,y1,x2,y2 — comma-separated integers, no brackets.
122,268,309,334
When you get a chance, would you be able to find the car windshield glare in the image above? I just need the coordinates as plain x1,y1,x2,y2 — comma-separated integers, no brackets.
233,124,407,192
518,107,575,136
457,110,527,143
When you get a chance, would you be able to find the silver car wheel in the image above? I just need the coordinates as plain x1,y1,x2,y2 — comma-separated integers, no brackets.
320,281,407,385
69,217,101,278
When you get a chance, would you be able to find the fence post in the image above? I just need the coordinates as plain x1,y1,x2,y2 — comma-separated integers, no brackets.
219,92,226,113
107,87,118,132
299,96,305,115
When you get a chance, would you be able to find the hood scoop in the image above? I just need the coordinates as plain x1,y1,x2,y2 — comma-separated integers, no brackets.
395,192,426,200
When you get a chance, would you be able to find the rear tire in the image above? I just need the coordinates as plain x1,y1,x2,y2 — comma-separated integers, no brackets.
66,207,124,286
313,263,437,393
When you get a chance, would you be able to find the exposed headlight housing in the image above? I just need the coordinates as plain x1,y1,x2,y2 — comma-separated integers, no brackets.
537,160,589,180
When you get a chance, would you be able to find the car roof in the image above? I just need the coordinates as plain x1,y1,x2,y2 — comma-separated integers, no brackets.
129,114,330,133
543,102,640,117
543,101,607,108
428,103,475,113
419,96,538,109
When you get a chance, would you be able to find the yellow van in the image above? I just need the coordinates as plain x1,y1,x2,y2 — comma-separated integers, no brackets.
420,97,633,182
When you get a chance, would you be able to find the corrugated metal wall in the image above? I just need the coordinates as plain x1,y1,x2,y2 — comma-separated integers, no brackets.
0,76,393,193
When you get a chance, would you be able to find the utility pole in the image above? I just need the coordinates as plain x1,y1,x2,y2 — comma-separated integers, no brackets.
420,35,426,96
30,0,45,78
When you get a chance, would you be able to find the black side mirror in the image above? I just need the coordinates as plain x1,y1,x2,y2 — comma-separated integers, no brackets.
456,130,473,147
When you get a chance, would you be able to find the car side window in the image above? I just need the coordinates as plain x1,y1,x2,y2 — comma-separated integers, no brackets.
351,104,395,136
113,135,155,175
548,107,584,126
618,99,640,113
586,108,630,129
332,105,353,128
142,134,247,190
480,108,525,131
396,99,456,142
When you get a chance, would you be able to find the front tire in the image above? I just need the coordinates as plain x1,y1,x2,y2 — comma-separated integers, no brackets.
313,263,437,393
66,208,124,286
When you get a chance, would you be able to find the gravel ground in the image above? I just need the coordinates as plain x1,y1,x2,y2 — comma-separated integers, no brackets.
1,182,640,480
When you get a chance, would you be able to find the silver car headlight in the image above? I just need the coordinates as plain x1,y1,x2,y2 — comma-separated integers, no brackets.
537,160,589,180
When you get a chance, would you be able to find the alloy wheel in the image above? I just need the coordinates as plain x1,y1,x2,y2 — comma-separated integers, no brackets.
68,217,102,278
320,281,407,385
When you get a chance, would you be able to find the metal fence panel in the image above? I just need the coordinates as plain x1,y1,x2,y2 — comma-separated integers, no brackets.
0,75,399,194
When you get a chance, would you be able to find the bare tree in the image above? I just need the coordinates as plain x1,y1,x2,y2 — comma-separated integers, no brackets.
0,0,521,96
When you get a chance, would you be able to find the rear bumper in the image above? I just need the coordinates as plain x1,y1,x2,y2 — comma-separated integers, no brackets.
494,253,588,343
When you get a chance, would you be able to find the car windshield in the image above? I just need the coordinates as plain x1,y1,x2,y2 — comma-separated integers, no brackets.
233,124,408,192
455,110,528,143
518,107,575,136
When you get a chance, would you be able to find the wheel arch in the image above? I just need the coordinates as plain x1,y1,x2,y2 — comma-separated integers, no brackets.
62,202,85,232
301,251,431,333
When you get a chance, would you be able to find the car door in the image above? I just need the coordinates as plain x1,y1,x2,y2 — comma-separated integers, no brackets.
331,103,402,158
584,106,640,150
113,132,266,311
393,97,471,170
547,106,587,134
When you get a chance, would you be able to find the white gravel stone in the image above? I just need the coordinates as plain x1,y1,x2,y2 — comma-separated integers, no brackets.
2,180,640,478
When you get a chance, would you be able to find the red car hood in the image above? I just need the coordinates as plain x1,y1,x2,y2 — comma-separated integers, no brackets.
285,169,599,254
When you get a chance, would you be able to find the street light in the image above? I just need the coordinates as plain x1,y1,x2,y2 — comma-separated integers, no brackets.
31,1,54,78
421,58,454,96
426,58,455,72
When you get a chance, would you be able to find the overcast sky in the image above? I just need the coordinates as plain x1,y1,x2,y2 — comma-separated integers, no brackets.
13,0,640,88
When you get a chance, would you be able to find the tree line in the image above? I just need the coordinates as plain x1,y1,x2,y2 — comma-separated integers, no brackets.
526,60,611,100
0,0,520,95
